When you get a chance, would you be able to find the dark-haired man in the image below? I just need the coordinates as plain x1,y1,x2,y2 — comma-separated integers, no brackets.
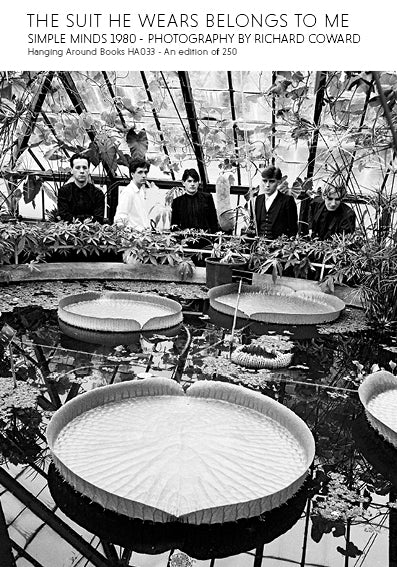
57,154,105,223
253,166,298,238
171,168,219,232
113,159,154,231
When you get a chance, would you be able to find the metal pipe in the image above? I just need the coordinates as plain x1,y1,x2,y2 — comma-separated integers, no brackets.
227,71,242,186
177,71,208,186
0,467,110,567
271,71,277,165
0,501,15,567
372,71,397,154
307,71,328,179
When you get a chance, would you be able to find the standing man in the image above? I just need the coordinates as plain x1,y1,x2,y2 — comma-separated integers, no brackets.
57,153,105,223
253,166,298,238
113,160,152,231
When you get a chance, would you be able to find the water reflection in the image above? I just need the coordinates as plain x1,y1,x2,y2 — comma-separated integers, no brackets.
59,319,183,348
352,413,397,489
48,463,309,559
1,302,397,565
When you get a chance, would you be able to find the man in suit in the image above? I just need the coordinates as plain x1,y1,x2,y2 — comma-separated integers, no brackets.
253,166,298,238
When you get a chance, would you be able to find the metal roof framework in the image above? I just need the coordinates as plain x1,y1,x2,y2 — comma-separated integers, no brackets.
0,70,396,220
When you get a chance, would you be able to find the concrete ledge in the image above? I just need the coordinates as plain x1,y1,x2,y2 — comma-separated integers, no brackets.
0,262,362,308
0,263,207,285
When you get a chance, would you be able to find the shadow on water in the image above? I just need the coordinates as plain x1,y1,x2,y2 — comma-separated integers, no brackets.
206,305,320,340
48,463,309,559
59,319,183,348
352,413,397,488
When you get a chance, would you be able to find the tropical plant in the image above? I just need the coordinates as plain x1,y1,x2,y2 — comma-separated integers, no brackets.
122,228,197,280
321,234,397,328
248,230,397,327
209,233,252,264
0,220,196,280
248,234,328,280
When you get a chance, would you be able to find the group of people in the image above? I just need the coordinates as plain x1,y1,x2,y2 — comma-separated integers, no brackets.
251,166,356,239
57,153,356,241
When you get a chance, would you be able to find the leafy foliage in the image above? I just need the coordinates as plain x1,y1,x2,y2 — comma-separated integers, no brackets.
210,233,251,263
0,376,43,464
126,127,148,161
0,220,202,280
249,232,397,327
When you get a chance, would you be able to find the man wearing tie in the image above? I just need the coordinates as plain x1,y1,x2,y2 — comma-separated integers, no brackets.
253,166,298,238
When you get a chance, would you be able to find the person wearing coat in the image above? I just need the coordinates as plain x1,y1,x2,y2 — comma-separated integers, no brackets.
171,168,219,233
309,180,356,239
58,153,104,223
253,166,298,239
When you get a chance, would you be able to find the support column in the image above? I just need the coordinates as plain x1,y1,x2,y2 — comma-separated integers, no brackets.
307,71,327,179
178,71,208,187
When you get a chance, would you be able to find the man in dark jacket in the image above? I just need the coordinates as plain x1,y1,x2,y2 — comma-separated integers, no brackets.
253,166,298,238
57,153,105,223
309,180,356,239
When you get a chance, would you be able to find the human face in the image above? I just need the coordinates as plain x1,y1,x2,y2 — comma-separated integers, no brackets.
324,189,342,212
132,167,149,188
261,177,279,197
183,176,199,196
71,158,90,188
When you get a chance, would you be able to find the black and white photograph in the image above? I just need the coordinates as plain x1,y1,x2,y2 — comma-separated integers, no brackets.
1,6,397,566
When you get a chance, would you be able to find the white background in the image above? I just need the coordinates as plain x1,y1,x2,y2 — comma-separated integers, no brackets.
0,0,396,71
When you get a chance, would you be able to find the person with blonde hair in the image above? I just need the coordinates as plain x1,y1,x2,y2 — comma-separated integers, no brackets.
309,179,356,239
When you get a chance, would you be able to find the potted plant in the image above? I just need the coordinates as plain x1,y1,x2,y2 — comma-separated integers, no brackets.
205,234,251,288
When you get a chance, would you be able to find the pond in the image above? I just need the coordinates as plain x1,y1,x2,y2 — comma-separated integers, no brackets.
1,278,397,567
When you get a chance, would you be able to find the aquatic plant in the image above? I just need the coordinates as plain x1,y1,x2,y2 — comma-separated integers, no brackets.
170,551,195,567
0,376,43,464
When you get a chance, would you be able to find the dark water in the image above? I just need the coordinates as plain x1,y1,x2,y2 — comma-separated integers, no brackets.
1,300,397,566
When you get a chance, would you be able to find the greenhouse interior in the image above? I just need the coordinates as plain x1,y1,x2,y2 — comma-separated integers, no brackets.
0,70,397,567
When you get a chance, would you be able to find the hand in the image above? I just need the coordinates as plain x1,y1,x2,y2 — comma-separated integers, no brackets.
146,181,159,190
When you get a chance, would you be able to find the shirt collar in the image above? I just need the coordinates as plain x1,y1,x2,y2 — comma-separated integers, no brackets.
264,189,278,205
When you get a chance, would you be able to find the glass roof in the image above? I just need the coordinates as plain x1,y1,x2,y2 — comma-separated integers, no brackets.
0,70,396,220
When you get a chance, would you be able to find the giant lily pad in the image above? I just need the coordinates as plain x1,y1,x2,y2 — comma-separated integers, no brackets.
358,370,397,447
58,291,183,333
209,283,345,325
47,378,315,524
